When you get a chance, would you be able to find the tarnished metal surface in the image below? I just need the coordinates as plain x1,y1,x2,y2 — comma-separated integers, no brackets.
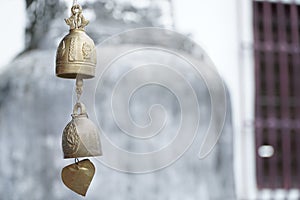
61,159,95,196
56,5,96,79
62,102,102,159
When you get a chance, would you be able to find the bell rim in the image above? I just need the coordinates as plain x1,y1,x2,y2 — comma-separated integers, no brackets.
63,152,103,159
56,63,95,79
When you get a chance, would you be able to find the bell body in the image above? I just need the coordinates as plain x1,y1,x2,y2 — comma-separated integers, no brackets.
62,103,102,158
56,29,96,79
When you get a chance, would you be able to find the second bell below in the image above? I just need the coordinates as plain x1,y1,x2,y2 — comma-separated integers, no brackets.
62,102,102,159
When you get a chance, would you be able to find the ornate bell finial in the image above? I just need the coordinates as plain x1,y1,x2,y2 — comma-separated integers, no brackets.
56,4,96,79
65,4,89,30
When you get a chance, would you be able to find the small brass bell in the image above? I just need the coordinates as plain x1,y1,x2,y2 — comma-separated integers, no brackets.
56,4,96,79
62,102,102,158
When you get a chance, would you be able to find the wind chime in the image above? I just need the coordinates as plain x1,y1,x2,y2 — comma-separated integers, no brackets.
55,1,102,196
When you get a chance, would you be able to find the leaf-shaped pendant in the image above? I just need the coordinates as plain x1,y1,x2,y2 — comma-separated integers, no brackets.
61,159,95,196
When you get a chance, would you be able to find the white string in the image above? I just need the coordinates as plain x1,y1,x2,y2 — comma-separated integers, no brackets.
73,0,78,6
75,77,83,103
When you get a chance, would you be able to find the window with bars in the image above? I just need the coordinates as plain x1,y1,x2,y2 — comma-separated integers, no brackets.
254,1,300,189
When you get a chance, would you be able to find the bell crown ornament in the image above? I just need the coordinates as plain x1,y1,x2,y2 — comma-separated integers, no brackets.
56,4,96,79
62,102,102,159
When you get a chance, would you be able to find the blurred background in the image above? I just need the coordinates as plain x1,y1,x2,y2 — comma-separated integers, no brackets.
0,0,300,199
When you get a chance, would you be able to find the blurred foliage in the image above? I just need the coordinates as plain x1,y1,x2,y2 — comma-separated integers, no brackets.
25,0,66,51
24,0,173,52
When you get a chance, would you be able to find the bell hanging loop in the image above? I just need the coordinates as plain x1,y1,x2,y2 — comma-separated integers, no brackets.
72,102,87,116
67,4,89,30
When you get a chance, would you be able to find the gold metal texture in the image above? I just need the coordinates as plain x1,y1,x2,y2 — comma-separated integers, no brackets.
56,4,96,79
61,159,95,196
62,102,102,158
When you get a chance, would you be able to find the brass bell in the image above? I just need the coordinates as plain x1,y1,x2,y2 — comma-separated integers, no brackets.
56,4,96,79
62,102,102,159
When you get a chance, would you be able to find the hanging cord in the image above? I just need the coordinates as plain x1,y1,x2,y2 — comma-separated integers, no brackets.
75,77,83,103
73,0,78,6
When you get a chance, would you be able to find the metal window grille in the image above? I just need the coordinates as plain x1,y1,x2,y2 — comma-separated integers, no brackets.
254,0,300,189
